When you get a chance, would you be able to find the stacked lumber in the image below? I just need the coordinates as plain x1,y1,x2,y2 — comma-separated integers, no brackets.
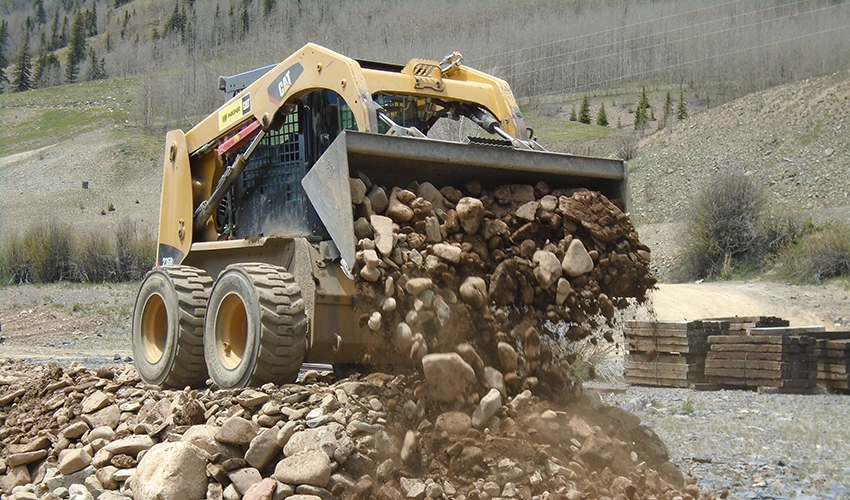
796,332,850,391
749,326,825,336
705,333,817,390
624,320,725,388
706,316,789,334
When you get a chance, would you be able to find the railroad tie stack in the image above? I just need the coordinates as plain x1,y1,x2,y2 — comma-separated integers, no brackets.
624,320,725,388
799,332,850,392
705,326,820,391
706,316,789,334
816,339,850,391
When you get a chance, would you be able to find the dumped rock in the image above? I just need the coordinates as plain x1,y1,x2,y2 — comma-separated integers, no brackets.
0,361,702,500
349,177,655,402
130,442,208,500
0,181,666,498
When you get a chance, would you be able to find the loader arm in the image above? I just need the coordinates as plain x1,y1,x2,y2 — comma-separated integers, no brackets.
158,43,536,266
184,43,381,154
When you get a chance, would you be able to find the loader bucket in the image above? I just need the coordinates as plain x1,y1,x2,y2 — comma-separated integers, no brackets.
302,130,628,272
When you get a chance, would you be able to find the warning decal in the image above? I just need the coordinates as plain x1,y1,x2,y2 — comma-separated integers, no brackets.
218,92,251,131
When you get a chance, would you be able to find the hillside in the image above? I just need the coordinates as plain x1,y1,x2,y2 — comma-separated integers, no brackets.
0,78,162,238
629,70,850,226
626,70,850,279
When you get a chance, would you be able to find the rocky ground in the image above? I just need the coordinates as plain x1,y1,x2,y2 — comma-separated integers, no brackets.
595,382,850,500
0,360,696,500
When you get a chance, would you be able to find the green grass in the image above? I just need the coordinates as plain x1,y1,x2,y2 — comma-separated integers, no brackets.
0,77,141,157
526,117,619,142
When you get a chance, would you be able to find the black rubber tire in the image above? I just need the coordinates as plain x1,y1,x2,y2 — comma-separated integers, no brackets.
132,266,212,388
204,263,307,389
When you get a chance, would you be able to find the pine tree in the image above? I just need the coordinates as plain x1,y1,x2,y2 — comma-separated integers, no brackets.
211,3,222,45
596,102,609,127
35,0,47,26
659,90,672,130
634,86,649,134
164,1,187,37
33,50,60,87
239,1,249,39
11,35,33,92
49,10,60,50
0,19,6,55
65,11,87,83
86,46,105,80
228,4,236,41
121,10,129,39
0,19,9,85
676,86,688,121
59,15,68,48
578,95,591,124
569,106,576,122
88,1,98,37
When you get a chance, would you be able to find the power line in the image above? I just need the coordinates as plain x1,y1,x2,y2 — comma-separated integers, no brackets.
468,0,747,64
504,0,847,80
523,23,850,102
488,0,816,74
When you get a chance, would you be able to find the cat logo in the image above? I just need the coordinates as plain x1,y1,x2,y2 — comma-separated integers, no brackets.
241,94,251,114
267,63,304,106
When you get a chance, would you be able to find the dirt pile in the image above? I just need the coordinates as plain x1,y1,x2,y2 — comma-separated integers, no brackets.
0,360,703,500
350,179,656,400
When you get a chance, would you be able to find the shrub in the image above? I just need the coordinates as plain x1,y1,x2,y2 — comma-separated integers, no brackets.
1,232,34,284
774,222,850,283
71,232,118,282
0,222,75,283
677,172,771,280
615,136,638,161
115,218,156,281
35,221,75,282
0,218,156,284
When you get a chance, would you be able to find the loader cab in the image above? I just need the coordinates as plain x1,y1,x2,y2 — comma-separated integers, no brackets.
220,83,357,241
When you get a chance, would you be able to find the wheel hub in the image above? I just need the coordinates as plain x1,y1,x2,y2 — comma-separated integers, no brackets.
216,293,248,369
141,294,168,363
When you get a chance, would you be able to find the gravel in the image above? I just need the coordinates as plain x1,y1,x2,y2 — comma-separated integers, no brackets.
591,382,850,499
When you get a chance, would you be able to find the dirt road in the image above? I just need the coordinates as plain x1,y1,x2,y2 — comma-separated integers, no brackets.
650,281,849,328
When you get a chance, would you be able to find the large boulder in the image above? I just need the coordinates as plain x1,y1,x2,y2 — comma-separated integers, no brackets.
273,449,331,487
129,442,208,500
421,353,476,402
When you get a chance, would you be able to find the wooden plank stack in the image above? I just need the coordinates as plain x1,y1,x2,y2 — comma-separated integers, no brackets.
706,316,789,334
705,333,817,390
794,332,850,392
624,320,726,387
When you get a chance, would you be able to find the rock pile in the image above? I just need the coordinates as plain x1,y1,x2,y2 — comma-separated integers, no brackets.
350,178,655,399
0,361,705,500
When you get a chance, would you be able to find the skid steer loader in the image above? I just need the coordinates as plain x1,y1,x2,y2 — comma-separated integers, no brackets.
132,43,628,389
